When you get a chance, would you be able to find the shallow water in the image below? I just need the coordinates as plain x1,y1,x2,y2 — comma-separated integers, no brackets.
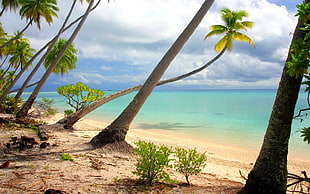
26,89,310,160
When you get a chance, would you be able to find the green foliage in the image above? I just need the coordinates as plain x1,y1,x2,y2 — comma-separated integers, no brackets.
133,140,173,185
0,92,22,114
287,2,310,78
41,97,57,116
173,147,207,185
296,2,310,23
301,127,310,144
64,109,74,117
43,38,78,75
205,8,255,53
60,153,74,162
57,82,105,112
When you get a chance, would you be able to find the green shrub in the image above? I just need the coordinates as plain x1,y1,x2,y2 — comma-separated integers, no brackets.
57,82,105,111
133,140,173,185
64,109,74,117
41,97,57,116
60,153,74,162
0,94,22,114
173,147,207,184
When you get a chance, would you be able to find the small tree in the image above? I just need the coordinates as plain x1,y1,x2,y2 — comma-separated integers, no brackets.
57,82,105,112
173,147,207,185
133,140,173,185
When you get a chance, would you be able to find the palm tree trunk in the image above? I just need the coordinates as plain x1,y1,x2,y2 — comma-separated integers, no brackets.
13,0,78,102
90,0,215,147
0,20,32,49
240,3,308,193
0,0,101,104
58,46,226,129
16,0,96,118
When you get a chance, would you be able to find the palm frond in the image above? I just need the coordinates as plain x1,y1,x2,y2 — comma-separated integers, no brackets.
215,35,228,53
232,32,256,48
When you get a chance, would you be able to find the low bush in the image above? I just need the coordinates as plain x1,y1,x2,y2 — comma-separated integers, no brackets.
173,147,207,184
133,140,207,185
133,140,173,185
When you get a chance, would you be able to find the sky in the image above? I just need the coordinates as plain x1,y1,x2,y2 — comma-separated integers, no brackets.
1,0,305,91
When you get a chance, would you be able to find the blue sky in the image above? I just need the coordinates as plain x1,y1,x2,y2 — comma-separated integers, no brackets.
1,0,305,91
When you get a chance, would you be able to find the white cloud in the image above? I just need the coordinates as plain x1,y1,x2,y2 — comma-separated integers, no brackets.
1,0,302,89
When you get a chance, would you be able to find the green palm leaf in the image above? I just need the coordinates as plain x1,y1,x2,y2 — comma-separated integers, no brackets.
205,7,255,53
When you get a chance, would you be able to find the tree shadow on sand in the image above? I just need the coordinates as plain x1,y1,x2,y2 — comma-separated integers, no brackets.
137,122,200,130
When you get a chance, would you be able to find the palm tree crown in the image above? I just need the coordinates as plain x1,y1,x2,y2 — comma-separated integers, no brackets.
19,0,59,29
205,8,255,53
43,38,78,75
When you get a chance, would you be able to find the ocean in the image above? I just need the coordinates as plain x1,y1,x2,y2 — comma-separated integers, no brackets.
29,89,310,160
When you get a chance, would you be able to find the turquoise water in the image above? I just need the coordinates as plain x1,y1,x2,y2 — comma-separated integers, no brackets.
28,89,310,159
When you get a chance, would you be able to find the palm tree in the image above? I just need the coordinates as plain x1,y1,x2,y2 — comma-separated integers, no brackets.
205,8,255,53
54,8,255,131
0,0,21,16
89,0,215,147
19,0,59,30
240,1,309,193
0,33,35,91
0,0,59,50
16,0,96,118
43,38,78,75
1,0,101,104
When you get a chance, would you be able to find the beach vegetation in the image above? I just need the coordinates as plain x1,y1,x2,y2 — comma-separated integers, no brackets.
301,127,310,144
0,92,22,114
133,140,173,185
0,0,100,118
41,97,57,116
173,147,207,185
60,153,74,162
64,109,74,117
57,82,105,112
242,1,309,193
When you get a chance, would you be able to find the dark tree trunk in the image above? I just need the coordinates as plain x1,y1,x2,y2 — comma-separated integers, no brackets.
240,2,308,193
90,0,215,148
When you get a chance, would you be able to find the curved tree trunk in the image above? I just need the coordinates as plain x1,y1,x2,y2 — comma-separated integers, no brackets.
240,3,308,193
16,0,96,118
90,0,215,147
57,46,226,129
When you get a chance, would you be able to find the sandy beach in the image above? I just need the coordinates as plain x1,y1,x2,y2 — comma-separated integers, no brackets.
1,113,309,193
46,113,310,184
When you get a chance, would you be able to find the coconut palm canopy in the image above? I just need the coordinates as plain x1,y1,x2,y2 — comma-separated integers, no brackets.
205,8,255,53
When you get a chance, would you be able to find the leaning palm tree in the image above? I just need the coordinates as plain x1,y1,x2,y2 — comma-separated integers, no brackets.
1,0,101,105
54,8,255,131
16,0,96,118
0,33,35,91
0,0,59,49
89,0,215,148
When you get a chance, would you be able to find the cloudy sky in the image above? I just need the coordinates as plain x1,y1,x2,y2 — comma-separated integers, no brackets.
1,0,305,91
